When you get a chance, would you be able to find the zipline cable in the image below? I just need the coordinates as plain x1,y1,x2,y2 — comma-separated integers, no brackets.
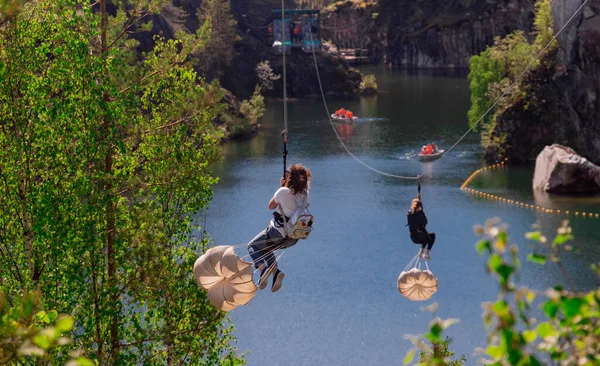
431,0,590,164
308,0,590,177
308,32,420,180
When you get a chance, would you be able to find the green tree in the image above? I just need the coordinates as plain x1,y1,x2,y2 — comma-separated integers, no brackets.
240,85,266,125
533,0,555,51
256,60,280,91
466,0,554,152
198,0,241,76
0,0,244,364
359,74,378,95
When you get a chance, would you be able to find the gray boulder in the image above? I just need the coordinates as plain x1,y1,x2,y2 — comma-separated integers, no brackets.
533,144,600,193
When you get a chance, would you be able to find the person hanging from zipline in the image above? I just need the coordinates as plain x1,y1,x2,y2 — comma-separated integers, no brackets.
406,182,435,260
247,163,313,292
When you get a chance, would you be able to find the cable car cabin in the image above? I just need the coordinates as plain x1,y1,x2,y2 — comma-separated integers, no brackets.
271,9,321,54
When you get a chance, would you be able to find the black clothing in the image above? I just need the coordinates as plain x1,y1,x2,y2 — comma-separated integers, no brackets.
407,210,436,250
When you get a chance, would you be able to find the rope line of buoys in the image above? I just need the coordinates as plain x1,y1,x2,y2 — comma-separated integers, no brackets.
461,159,599,219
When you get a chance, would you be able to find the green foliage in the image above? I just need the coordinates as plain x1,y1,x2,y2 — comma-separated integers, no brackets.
419,337,467,366
467,0,555,151
240,85,266,125
404,304,465,366
0,0,243,364
406,219,600,365
256,60,280,91
198,0,241,76
533,0,555,52
0,290,91,365
467,31,534,148
474,218,600,365
467,47,504,130
359,74,378,94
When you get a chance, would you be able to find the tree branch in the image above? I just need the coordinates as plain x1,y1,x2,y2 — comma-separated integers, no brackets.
105,0,144,51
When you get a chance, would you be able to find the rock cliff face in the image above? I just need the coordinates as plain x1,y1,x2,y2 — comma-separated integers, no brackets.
131,0,360,99
322,0,534,68
486,0,600,165
382,0,534,68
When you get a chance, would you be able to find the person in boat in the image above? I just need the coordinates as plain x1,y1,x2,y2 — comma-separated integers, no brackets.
247,164,312,292
421,145,427,155
431,143,438,154
335,108,346,119
407,194,435,260
425,144,433,155
345,110,354,119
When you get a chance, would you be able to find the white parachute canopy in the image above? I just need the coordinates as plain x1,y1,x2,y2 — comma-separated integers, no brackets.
194,245,258,312
397,257,438,301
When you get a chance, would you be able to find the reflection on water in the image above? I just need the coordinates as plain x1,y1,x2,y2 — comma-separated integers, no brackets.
333,122,354,139
207,66,600,366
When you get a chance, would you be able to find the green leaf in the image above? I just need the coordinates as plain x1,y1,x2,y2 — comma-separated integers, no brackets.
403,349,415,365
497,231,508,245
489,254,503,271
560,298,584,318
56,316,74,332
486,345,502,359
493,300,509,314
496,264,514,285
553,234,573,246
536,322,557,338
75,357,95,366
36,310,49,323
425,322,442,342
33,335,51,349
525,231,542,242
47,310,58,322
527,253,546,265
522,330,537,343
476,239,491,254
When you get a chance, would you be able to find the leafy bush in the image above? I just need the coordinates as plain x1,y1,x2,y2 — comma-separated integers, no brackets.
256,61,280,91
240,85,266,125
404,218,600,365
360,74,378,95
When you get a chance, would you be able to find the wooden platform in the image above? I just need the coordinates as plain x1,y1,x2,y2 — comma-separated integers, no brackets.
339,48,369,64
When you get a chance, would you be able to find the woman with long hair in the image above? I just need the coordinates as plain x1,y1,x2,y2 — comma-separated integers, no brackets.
247,164,312,292
406,194,435,260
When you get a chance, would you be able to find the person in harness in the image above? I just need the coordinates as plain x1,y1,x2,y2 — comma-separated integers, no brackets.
407,194,435,260
247,164,312,292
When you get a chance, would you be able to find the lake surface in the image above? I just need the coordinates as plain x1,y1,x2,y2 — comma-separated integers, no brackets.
206,66,600,365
